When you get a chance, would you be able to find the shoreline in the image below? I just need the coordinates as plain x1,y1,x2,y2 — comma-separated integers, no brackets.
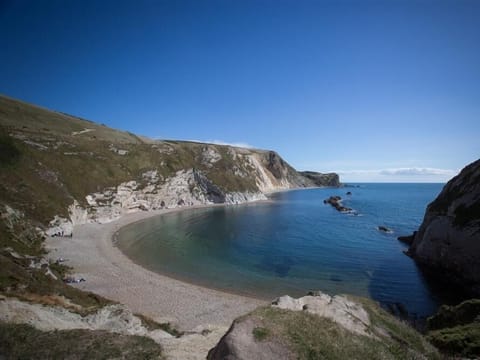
45,204,266,331
112,201,274,302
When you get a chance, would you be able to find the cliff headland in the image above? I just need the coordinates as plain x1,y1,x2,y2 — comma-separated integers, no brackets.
1,95,477,359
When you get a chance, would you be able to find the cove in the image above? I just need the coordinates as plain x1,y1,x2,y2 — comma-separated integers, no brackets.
117,183,456,317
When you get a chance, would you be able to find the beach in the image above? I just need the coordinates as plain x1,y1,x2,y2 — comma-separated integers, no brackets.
45,207,265,331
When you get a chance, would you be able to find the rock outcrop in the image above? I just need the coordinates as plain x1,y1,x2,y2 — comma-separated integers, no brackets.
0,95,346,360
324,195,353,212
208,291,439,359
207,316,294,360
405,159,480,294
271,293,371,337
299,171,341,187
0,297,172,343
0,95,342,235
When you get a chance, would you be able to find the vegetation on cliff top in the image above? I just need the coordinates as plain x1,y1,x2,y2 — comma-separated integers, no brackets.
0,95,330,225
426,299,480,357
0,95,339,358
5,95,456,359
0,323,164,360
214,297,440,360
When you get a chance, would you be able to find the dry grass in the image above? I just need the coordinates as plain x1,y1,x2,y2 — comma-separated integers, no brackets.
245,302,441,360
0,322,164,360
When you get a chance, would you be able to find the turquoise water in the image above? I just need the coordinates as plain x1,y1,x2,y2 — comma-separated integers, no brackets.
117,183,452,316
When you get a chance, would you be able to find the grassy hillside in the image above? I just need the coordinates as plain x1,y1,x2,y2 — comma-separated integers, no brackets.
0,323,164,360
0,95,344,359
0,95,322,226
208,296,441,360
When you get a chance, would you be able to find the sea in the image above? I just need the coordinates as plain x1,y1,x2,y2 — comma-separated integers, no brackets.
117,183,459,318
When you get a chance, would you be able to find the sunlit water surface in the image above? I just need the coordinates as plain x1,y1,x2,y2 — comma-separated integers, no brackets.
118,183,455,316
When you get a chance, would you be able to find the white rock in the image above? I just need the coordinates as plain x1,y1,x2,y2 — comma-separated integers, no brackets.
0,298,173,342
272,292,371,337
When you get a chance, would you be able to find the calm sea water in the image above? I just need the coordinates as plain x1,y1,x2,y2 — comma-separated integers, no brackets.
117,183,453,317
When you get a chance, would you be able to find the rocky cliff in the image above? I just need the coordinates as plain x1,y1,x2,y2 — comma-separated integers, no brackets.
406,159,480,295
299,171,340,187
0,95,340,234
0,95,341,358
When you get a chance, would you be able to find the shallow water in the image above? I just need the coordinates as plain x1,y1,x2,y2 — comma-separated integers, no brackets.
118,183,456,316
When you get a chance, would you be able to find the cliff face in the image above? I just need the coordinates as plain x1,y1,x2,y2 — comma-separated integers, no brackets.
407,159,480,294
299,171,340,187
0,95,339,232
0,95,342,359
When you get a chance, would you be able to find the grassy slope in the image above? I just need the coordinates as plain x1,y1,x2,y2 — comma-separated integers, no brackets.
0,95,297,358
426,299,480,357
3,95,441,359
0,323,164,360
0,95,273,224
244,297,440,360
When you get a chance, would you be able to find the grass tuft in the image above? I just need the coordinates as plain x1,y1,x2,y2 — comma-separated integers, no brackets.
134,313,183,337
252,326,270,341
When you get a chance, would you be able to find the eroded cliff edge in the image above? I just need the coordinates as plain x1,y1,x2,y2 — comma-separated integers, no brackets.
0,95,340,358
405,159,480,295
0,95,340,234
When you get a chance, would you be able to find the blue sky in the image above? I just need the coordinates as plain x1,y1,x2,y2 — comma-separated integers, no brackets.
1,0,479,182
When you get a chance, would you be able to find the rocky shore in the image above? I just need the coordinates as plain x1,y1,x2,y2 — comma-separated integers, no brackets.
401,159,480,295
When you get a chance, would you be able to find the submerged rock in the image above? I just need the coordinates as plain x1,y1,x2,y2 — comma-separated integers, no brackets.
377,225,393,233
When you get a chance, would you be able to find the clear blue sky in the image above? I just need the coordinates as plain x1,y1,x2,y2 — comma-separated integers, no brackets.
1,0,479,182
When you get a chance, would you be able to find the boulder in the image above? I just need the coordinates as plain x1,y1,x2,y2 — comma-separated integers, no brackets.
207,317,293,360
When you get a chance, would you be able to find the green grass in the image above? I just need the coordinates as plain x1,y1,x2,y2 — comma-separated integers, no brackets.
252,326,270,341
427,323,480,357
134,313,183,337
425,299,480,357
0,322,164,360
353,296,437,356
0,197,111,314
0,95,335,359
427,299,480,330
0,95,279,225
0,252,111,314
245,302,440,360
0,133,21,167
